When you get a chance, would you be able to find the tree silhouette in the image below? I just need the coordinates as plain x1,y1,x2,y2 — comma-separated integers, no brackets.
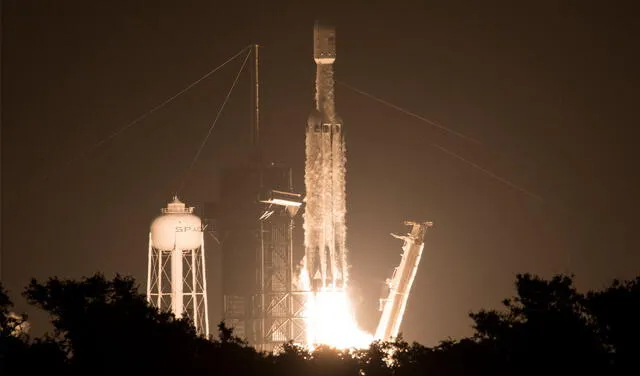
308,345,360,376
21,274,274,376
3,272,640,375
586,277,640,374
204,321,270,376
0,282,27,339
23,274,203,375
470,274,608,375
1,283,68,375
270,341,312,376
356,340,393,376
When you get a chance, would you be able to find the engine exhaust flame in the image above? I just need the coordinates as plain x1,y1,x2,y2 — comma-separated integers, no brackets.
298,266,372,350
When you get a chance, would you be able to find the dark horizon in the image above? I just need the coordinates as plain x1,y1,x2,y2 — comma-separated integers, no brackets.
2,1,638,345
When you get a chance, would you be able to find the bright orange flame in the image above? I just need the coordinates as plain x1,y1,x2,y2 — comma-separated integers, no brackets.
299,268,372,350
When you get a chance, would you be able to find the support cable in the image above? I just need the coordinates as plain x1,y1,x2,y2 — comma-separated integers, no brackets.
336,80,481,144
39,45,252,183
177,49,252,194
432,144,543,202
338,80,543,202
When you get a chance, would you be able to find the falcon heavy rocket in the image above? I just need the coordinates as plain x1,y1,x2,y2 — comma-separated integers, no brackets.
303,21,348,292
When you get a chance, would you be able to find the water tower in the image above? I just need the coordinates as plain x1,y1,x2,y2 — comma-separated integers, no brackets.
147,196,209,337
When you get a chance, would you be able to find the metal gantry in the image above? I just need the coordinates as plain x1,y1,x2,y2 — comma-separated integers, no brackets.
219,167,307,351
256,190,307,350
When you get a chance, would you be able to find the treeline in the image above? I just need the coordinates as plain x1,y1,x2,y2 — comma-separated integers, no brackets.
1,273,639,375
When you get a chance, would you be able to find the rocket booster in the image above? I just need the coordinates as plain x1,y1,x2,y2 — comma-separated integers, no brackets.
304,21,348,292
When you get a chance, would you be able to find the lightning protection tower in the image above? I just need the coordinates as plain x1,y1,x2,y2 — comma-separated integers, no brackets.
148,197,210,337
219,45,306,351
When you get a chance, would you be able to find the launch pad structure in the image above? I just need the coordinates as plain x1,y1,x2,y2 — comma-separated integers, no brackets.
218,165,308,350
217,45,308,351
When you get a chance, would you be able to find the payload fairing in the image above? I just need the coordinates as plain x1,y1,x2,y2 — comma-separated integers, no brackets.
303,22,348,291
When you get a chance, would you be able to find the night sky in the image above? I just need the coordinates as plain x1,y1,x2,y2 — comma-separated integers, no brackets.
2,1,638,345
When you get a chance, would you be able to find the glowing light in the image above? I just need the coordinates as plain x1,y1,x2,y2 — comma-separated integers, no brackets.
298,268,372,350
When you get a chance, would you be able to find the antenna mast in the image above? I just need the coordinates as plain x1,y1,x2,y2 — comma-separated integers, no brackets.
252,44,260,151
0,0,4,282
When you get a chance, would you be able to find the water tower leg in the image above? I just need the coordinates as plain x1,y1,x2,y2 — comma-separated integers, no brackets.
171,247,183,317
200,233,210,337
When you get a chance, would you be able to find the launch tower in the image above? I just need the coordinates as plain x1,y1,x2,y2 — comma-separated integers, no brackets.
219,46,307,351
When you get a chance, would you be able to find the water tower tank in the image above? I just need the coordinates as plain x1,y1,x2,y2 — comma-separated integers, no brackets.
150,196,202,251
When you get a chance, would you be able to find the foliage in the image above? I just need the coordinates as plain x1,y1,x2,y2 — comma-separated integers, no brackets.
469,273,609,375
1,272,639,376
1,282,68,375
585,277,640,374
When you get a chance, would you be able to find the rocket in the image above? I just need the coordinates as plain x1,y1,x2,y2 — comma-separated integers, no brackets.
303,21,348,291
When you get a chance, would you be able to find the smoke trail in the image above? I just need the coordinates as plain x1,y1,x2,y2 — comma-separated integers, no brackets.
322,65,336,122
303,123,321,285
334,134,348,285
